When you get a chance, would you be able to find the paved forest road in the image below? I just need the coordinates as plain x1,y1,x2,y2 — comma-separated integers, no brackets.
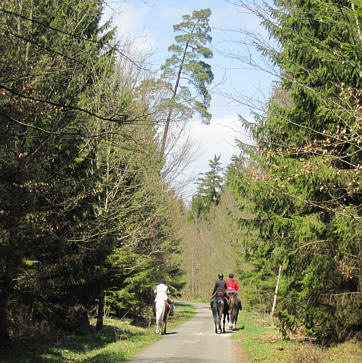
128,302,249,363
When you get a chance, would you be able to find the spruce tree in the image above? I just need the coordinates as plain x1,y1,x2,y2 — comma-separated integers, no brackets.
226,0,361,343
0,0,116,343
190,155,224,221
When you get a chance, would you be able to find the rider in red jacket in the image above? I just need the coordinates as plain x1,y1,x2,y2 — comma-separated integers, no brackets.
226,273,239,294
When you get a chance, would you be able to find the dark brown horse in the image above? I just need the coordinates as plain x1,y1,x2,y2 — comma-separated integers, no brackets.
210,292,229,334
228,293,242,330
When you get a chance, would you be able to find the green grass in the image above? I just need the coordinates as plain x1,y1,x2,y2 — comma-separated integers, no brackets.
0,304,196,363
232,311,361,363
2,306,360,362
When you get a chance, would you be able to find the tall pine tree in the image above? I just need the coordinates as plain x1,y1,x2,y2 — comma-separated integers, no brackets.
160,8,213,154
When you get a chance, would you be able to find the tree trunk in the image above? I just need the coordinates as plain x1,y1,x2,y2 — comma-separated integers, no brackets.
0,301,10,346
96,289,105,331
25,0,34,62
160,43,189,155
0,267,11,346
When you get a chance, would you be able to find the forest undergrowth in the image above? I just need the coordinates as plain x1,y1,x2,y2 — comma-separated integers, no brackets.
0,305,196,362
233,311,362,363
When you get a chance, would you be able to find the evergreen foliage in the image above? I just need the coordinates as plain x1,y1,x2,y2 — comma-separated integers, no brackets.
225,0,361,343
189,155,224,221
0,0,184,344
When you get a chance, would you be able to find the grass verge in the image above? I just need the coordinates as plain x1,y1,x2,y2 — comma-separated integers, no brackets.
232,311,361,363
0,303,196,362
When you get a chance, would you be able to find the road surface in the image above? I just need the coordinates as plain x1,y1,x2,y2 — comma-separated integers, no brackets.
128,302,249,363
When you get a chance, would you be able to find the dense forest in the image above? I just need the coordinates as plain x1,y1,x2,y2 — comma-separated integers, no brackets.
1,0,361,349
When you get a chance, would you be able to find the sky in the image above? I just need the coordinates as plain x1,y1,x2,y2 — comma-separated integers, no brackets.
102,0,277,200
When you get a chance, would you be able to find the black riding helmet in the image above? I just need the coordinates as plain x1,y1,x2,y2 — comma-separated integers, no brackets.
218,273,224,279
229,273,234,278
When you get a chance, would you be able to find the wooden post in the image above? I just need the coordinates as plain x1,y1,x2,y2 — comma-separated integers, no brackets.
271,265,282,317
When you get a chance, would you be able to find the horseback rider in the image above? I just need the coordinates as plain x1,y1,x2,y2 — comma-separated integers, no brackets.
226,273,242,329
226,273,239,303
211,273,229,333
154,278,174,316
212,273,228,303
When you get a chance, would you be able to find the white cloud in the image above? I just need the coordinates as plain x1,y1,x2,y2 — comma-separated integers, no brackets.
188,114,247,174
102,2,155,55
174,114,251,201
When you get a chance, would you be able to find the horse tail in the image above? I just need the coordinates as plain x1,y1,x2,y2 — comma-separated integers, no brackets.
233,294,237,307
237,296,242,310
216,298,224,307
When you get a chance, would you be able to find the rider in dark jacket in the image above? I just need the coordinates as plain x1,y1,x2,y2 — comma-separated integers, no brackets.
212,273,227,295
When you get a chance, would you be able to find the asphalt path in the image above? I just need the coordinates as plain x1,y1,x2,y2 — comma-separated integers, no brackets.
128,302,249,363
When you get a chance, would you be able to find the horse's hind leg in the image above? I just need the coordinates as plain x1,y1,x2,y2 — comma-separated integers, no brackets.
216,312,221,334
216,317,221,334
163,319,167,334
229,314,233,329
214,319,218,334
163,305,169,334
211,306,219,334
233,310,238,329
222,314,226,333
212,317,217,334
156,314,163,334
214,316,220,333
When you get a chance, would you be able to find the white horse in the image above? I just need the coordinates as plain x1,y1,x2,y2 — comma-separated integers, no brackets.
155,300,169,334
